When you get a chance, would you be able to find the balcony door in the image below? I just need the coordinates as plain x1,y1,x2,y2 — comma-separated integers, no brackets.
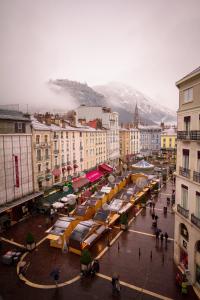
182,149,189,169
184,116,191,132
181,185,188,210
196,192,200,218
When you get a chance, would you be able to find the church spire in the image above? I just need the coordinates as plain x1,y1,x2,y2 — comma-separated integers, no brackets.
133,102,139,128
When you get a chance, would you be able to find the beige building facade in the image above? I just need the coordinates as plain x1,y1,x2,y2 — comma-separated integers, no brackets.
174,67,200,296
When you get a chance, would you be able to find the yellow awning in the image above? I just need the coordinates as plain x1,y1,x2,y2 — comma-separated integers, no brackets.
46,234,60,241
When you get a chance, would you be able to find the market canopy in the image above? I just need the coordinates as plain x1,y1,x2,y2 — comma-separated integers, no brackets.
98,163,113,173
132,159,154,170
86,170,103,183
72,177,89,190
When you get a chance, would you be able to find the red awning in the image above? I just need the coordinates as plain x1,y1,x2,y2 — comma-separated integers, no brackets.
52,168,61,176
67,166,72,171
99,163,113,173
72,177,89,190
86,170,103,183
73,164,78,169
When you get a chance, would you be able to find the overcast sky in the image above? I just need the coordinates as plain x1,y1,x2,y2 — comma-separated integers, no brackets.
0,0,200,111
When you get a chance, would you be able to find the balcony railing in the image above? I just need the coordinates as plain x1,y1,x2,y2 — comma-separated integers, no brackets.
73,159,77,163
191,213,200,229
193,171,200,183
177,131,200,141
36,156,43,162
80,158,83,162
67,161,71,165
54,149,59,154
177,204,189,219
179,166,190,178
80,146,83,150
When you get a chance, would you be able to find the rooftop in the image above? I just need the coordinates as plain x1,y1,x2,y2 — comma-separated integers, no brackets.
0,109,31,122
176,66,200,86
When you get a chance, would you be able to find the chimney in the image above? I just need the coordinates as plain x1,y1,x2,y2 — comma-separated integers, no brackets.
45,112,52,126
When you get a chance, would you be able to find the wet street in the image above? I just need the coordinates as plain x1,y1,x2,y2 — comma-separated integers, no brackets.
0,180,198,300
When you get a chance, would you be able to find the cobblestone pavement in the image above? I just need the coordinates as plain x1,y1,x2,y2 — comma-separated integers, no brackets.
0,179,198,300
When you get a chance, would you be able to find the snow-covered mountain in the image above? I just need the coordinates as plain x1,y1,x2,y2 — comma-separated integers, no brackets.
48,79,176,124
93,82,176,124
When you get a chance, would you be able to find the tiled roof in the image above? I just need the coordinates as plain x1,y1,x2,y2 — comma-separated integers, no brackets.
0,109,30,121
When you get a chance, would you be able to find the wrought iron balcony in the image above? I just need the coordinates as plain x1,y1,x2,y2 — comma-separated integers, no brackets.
179,166,190,178
191,213,200,229
193,171,200,183
54,149,59,154
73,159,77,163
177,204,189,219
177,130,200,141
80,146,83,150
80,158,83,162
67,161,71,165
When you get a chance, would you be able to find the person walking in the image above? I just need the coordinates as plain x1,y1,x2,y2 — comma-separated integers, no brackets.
112,274,120,294
164,232,168,247
160,233,164,246
50,268,60,287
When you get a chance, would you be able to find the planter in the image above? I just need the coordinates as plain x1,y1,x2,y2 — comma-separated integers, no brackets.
80,262,92,272
26,242,36,251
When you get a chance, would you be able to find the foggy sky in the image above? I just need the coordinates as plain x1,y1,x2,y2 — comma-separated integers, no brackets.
0,0,200,112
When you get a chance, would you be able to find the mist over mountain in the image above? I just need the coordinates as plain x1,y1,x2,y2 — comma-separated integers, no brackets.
48,79,176,124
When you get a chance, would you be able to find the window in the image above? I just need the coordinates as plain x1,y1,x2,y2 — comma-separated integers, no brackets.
184,116,191,132
73,132,75,139
61,132,63,139
198,151,200,172
196,192,200,218
182,149,189,169
44,135,48,143
80,132,82,137
36,149,41,161
15,122,25,133
196,265,200,285
45,149,49,159
66,132,68,139
38,164,41,173
181,185,188,209
184,87,193,103
36,135,40,144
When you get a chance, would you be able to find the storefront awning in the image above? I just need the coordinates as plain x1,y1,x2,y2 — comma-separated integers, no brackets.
99,163,113,173
0,191,44,214
52,168,61,176
86,170,103,183
72,177,89,190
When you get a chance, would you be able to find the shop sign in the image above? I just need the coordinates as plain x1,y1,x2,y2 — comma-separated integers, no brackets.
13,155,20,187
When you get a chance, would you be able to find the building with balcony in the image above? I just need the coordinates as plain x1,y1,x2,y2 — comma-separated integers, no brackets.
130,128,140,155
174,66,200,295
161,127,177,160
31,118,53,191
75,106,119,167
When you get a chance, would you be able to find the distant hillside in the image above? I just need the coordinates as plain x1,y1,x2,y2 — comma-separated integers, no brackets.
48,79,176,124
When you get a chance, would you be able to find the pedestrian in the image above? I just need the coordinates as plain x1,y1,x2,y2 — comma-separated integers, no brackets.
50,268,60,287
112,274,120,294
118,242,120,252
160,233,164,245
155,229,160,243
18,261,27,276
155,215,159,222
93,259,100,273
150,250,152,261
164,232,168,245
151,212,155,220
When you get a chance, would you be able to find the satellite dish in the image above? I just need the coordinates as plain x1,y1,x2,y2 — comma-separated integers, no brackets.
136,177,148,189
108,175,115,183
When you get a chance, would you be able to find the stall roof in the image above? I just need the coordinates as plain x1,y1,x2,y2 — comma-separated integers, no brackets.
74,205,88,216
94,209,110,222
98,163,113,173
70,220,96,242
109,199,123,212
86,170,103,183
72,177,89,190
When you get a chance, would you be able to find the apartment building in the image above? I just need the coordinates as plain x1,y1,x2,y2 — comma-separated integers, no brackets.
161,128,177,159
0,109,42,225
139,125,161,156
75,106,119,166
119,128,131,161
174,66,200,295
130,128,140,155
